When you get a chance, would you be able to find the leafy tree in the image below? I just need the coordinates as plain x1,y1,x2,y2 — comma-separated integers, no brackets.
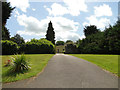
79,32,104,54
2,2,15,26
1,40,18,55
2,26,10,40
84,25,100,37
103,21,120,54
77,19,120,54
11,34,25,46
46,21,55,44
66,40,73,43
65,44,78,54
29,38,38,43
76,39,82,47
116,19,120,26
56,41,64,46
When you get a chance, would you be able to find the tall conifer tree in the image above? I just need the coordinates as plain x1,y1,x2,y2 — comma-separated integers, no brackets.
46,21,55,44
2,2,15,40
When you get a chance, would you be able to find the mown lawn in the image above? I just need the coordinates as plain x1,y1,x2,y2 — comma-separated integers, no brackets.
2,54,54,83
69,54,118,76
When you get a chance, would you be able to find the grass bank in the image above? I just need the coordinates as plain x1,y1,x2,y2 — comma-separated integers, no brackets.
69,54,118,76
2,54,54,83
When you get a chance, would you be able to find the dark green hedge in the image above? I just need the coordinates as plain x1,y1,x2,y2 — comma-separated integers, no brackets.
2,39,55,55
65,44,78,54
20,39,55,54
2,40,18,55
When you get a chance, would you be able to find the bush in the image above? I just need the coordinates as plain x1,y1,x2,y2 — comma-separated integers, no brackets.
25,39,55,54
65,44,78,54
18,43,26,54
9,54,31,74
82,42,101,54
1,40,18,55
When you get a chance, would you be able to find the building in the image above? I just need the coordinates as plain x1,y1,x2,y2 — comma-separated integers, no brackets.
56,45,65,53
64,42,78,54
55,41,78,53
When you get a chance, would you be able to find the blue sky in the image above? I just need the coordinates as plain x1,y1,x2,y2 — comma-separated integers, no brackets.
6,0,118,42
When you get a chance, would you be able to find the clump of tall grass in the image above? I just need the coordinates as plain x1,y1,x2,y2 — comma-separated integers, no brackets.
8,54,31,74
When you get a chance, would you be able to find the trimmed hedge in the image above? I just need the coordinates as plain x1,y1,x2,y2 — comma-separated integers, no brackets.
2,39,55,55
65,44,78,54
20,39,55,54
2,40,18,55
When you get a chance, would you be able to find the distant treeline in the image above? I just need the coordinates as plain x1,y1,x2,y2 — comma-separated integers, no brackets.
76,20,120,54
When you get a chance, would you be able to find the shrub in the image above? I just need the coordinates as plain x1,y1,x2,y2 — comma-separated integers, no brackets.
18,43,26,54
1,40,18,55
9,54,31,74
82,42,101,54
25,39,55,54
65,44,78,54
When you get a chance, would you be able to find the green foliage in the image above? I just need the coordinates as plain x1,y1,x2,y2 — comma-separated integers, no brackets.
65,44,78,54
25,38,55,54
46,21,55,44
77,20,120,54
56,41,64,46
2,2,15,26
84,25,100,37
11,34,25,46
78,32,104,54
76,39,82,47
2,26,10,40
2,38,55,55
103,23,120,54
66,40,73,43
8,54,31,74
2,2,14,40
19,43,26,54
1,40,18,55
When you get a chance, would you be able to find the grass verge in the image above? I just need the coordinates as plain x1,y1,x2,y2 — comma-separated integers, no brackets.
2,54,54,83
69,54,118,76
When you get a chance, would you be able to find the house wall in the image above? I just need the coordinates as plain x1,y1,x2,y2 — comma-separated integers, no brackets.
56,45,65,53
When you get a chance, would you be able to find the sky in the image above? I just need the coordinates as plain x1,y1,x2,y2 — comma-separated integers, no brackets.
6,0,119,42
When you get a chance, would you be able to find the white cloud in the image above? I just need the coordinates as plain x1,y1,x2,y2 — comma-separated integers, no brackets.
17,14,47,35
44,5,47,8
83,15,110,29
16,14,81,41
32,8,36,11
83,4,112,30
56,31,81,41
46,3,69,16
94,4,112,17
25,39,31,42
8,0,29,12
45,0,87,16
46,16,79,32
63,0,87,16
14,10,20,17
